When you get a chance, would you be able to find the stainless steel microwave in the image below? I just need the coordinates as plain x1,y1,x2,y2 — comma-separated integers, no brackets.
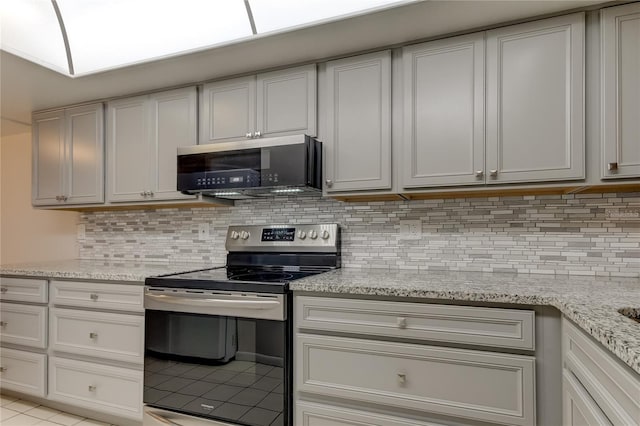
177,135,322,200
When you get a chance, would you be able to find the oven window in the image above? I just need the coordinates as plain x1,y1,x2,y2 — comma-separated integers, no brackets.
145,310,287,426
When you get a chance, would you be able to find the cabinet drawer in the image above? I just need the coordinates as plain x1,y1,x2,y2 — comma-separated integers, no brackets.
296,400,446,426
50,280,143,312
296,296,535,350
49,356,143,420
562,319,640,425
0,277,48,303
296,334,535,426
0,348,46,397
0,302,47,348
50,308,144,364
562,369,612,426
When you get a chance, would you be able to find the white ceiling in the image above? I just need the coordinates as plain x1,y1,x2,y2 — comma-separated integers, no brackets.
0,0,608,137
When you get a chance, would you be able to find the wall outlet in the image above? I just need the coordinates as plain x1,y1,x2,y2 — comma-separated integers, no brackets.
76,224,86,240
197,223,209,241
399,220,422,239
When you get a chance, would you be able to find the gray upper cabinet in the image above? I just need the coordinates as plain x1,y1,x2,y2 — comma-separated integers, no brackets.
402,34,485,188
32,104,104,206
107,87,197,203
324,51,391,192
200,64,316,144
601,2,640,179
486,13,585,184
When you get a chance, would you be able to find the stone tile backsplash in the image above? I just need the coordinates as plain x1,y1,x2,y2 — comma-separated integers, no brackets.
79,192,640,277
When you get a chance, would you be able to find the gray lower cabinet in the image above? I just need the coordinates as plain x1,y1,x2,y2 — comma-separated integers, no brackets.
324,51,392,192
402,34,485,188
486,13,585,184
32,103,104,206
200,64,316,144
562,318,640,425
107,86,197,203
601,2,640,179
295,296,537,426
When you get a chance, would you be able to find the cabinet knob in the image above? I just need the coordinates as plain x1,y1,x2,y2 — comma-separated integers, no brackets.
489,169,498,177
0,287,7,293
475,170,484,178
56,195,62,201
254,131,261,138
325,179,333,188
246,132,253,139
62,195,68,201
397,317,407,329
0,367,6,373
148,191,154,197
90,293,99,301
89,332,98,339
0,321,7,327
397,372,406,385
608,162,618,172
140,191,146,197
88,385,96,392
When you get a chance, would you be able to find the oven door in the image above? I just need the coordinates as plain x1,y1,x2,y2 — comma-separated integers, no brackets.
144,288,291,426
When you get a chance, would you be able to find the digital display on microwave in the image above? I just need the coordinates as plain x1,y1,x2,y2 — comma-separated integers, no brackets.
262,228,295,242
230,176,243,183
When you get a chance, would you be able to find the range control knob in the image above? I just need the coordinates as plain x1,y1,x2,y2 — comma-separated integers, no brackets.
240,231,250,240
297,230,307,240
230,231,240,240
320,230,330,240
309,230,318,240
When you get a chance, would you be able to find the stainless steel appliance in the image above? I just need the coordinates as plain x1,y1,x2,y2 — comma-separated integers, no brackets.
177,135,322,200
143,224,340,426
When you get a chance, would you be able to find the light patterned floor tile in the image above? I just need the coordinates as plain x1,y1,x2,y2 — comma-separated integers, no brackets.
2,413,43,425
0,394,19,406
26,405,62,420
5,399,39,413
0,407,20,421
76,419,110,426
47,412,86,426
34,421,60,426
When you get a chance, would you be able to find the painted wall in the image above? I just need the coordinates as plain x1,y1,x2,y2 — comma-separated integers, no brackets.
0,130,78,264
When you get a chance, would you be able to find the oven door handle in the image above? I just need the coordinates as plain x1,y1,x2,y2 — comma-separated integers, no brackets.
145,293,281,310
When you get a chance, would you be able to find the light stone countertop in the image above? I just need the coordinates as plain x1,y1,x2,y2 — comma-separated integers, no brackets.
0,259,220,283
290,268,640,375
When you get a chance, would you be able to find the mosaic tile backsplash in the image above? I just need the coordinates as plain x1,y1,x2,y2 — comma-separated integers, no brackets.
79,192,640,277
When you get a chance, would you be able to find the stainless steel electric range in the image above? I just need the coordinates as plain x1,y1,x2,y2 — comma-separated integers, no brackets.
143,224,340,426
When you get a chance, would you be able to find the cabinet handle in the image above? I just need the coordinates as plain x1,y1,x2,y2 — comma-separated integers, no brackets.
89,332,98,339
140,191,147,197
254,131,261,138
90,293,99,301
489,169,498,177
325,179,333,188
88,385,96,392
148,191,154,197
246,132,253,139
475,170,484,178
0,367,6,373
0,287,7,293
608,162,618,172
397,317,407,329
397,372,406,385
0,321,7,327
62,195,68,201
56,195,62,201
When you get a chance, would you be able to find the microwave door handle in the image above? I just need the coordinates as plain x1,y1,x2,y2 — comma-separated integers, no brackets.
146,293,280,310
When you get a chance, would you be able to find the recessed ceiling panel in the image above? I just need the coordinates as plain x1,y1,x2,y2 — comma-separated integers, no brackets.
249,0,410,34
0,0,69,73
56,0,253,75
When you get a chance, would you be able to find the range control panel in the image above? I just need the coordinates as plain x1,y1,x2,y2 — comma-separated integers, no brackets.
225,224,339,253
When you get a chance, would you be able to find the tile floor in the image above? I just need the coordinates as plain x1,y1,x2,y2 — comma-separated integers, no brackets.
0,394,117,426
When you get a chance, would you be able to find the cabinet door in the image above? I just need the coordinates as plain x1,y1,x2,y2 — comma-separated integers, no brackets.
601,3,640,178
107,96,151,202
486,13,585,184
200,76,256,143
562,370,612,426
149,87,198,200
65,104,104,204
402,34,485,188
257,64,317,138
325,51,391,192
32,109,65,205
0,348,46,397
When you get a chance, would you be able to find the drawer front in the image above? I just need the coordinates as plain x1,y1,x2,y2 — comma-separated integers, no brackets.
296,334,535,426
49,356,143,420
50,280,144,312
0,302,47,348
562,370,612,426
0,277,48,303
296,401,446,426
295,296,535,350
50,308,144,364
0,348,46,397
562,318,640,425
